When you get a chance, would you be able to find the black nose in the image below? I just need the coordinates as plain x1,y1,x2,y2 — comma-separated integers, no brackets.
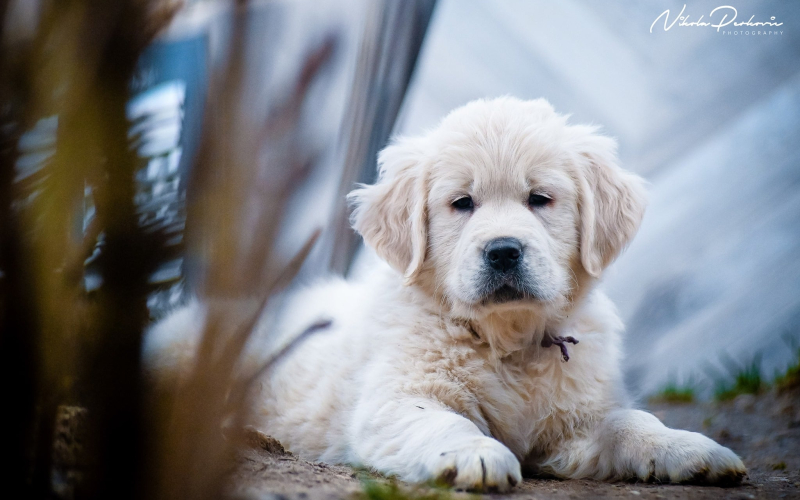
484,237,523,273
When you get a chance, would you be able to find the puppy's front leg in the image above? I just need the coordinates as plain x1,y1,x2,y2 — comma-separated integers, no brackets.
543,409,746,484
351,396,521,491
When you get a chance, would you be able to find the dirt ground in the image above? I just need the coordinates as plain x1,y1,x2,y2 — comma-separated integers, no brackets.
228,388,800,500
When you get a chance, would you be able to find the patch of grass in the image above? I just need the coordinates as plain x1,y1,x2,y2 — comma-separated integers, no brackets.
351,466,388,482
354,477,461,500
774,348,800,392
649,381,696,404
714,356,763,401
772,462,787,471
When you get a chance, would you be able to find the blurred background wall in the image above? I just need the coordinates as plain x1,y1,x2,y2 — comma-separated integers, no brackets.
393,0,800,397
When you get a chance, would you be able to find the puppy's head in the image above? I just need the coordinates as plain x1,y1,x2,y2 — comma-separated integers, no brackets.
349,97,646,318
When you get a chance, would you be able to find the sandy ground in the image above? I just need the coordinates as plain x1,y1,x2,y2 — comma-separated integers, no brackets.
228,388,800,500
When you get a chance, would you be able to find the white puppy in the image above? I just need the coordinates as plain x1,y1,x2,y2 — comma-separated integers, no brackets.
150,97,746,491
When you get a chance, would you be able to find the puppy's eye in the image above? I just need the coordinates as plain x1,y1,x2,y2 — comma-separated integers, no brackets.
451,196,474,211
528,193,552,207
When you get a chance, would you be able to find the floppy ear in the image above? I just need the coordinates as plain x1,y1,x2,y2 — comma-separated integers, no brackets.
348,137,429,285
575,130,648,278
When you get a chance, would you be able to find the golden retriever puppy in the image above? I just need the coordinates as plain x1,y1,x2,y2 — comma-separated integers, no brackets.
149,97,746,491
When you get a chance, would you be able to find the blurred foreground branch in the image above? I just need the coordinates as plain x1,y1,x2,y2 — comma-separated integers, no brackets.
1,1,178,497
0,0,333,498
0,0,433,497
150,3,337,499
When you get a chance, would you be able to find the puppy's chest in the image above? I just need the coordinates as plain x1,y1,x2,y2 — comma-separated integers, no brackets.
466,351,608,456
410,315,616,455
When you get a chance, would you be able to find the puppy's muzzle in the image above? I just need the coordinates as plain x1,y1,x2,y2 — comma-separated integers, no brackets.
484,237,523,273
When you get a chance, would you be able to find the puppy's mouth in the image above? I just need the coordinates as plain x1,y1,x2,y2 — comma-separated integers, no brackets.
484,284,529,304
480,277,544,304
473,268,551,306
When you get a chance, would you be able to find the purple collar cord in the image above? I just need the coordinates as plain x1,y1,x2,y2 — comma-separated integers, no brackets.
541,334,579,362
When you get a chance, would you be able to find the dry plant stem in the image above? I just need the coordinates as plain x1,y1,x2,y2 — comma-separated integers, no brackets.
155,4,256,495
0,137,41,495
244,320,332,389
221,318,333,458
62,2,176,496
65,6,173,499
219,318,333,445
240,37,336,290
217,230,328,436
0,25,42,496
64,215,101,287
157,4,334,498
0,0,175,496
216,228,323,372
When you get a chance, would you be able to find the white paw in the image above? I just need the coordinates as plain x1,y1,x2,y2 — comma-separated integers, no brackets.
431,437,522,492
635,430,746,485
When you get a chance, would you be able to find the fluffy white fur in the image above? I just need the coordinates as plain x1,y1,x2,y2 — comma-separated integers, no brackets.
148,97,745,491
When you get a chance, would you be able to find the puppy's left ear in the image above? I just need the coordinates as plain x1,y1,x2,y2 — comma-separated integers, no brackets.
574,129,648,278
348,137,429,285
